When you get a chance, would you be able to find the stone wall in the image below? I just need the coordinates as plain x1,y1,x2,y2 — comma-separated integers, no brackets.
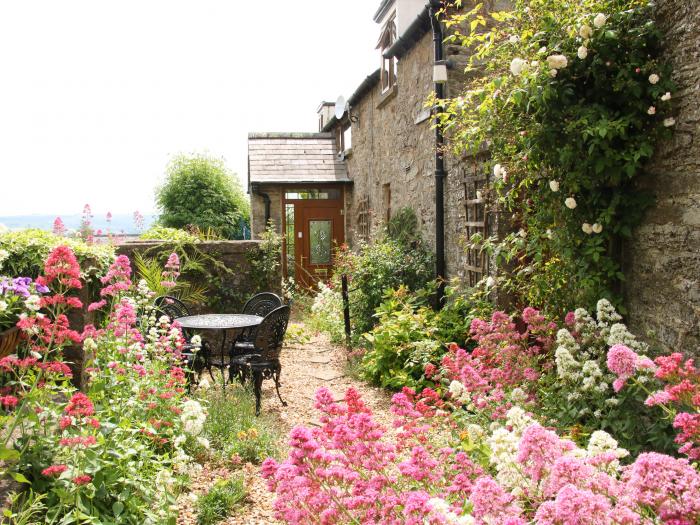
623,0,700,356
117,240,282,314
250,185,284,238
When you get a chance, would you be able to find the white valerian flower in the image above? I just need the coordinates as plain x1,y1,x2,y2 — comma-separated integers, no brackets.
509,35,519,44
190,334,202,347
549,69,558,78
661,92,672,101
180,399,207,436
577,46,588,59
579,24,593,39
25,295,41,311
518,229,527,238
593,13,607,28
565,197,577,209
647,106,656,115
510,387,527,403
198,377,211,390
582,223,593,234
0,300,6,313
531,60,540,68
196,436,210,450
546,54,568,69
485,276,496,289
648,73,660,85
510,58,527,76
538,46,547,54
592,223,603,234
549,180,560,192
663,117,676,127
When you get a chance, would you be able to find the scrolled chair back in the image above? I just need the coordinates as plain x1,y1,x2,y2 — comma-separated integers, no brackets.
253,305,290,361
242,292,283,318
153,295,190,322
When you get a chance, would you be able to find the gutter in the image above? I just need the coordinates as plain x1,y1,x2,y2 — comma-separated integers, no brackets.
428,0,447,308
321,69,381,133
383,7,431,60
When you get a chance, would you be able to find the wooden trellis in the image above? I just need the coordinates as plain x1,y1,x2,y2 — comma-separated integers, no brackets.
462,162,489,287
356,196,371,242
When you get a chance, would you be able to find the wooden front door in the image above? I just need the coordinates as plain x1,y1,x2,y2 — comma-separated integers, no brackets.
295,202,344,288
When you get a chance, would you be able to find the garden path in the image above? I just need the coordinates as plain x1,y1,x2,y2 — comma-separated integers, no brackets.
176,324,394,525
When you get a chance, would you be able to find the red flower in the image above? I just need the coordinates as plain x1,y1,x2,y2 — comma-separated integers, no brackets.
39,246,82,289
72,474,92,485
0,395,19,408
65,392,95,417
42,464,68,477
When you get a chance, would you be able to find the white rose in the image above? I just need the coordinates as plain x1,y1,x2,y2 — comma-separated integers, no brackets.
577,46,588,59
648,73,660,85
663,117,676,127
593,13,607,28
510,58,527,76
493,163,507,182
549,69,558,78
547,54,568,69
661,92,672,101
592,223,603,234
565,197,577,209
582,223,593,234
549,180,560,192
579,25,593,39
647,106,656,115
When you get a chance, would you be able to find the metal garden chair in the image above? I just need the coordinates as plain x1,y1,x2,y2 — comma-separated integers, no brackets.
229,304,290,415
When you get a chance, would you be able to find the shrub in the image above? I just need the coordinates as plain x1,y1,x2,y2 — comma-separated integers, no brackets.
196,477,246,525
308,282,346,344
140,225,202,243
156,153,250,240
336,239,434,337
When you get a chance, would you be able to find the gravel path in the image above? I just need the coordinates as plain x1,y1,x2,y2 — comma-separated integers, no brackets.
177,324,394,525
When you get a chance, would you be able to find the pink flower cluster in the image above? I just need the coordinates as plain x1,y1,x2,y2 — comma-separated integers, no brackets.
264,388,700,525
160,252,180,288
609,346,700,460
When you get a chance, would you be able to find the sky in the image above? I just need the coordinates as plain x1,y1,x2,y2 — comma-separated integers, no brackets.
0,0,380,217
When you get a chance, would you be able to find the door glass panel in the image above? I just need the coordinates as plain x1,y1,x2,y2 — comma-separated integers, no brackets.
285,204,295,275
309,220,332,264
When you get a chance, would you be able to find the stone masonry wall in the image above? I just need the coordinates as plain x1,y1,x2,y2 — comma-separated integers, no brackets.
250,185,284,238
623,0,700,356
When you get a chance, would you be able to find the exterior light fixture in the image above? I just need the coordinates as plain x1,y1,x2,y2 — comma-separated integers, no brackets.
433,60,448,83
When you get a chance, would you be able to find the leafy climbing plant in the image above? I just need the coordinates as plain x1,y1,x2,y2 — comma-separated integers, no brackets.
434,0,675,314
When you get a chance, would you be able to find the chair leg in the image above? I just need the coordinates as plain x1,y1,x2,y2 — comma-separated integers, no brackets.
273,366,287,407
252,369,263,416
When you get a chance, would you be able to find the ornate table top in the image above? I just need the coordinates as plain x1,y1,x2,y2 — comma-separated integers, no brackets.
175,314,263,330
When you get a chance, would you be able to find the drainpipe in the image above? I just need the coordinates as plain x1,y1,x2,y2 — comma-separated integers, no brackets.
429,0,446,308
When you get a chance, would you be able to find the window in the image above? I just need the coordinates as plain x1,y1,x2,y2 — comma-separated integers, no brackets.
377,15,397,93
284,189,341,200
342,124,352,151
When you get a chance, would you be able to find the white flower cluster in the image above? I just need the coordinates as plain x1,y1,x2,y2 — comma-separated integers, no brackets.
427,498,475,525
180,399,207,436
0,249,9,270
493,163,508,183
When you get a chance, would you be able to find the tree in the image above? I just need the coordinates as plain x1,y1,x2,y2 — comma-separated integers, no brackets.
155,153,250,239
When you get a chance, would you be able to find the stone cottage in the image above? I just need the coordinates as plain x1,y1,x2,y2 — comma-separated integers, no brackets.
248,0,700,355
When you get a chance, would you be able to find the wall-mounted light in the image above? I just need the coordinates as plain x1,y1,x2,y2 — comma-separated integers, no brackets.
433,60,448,83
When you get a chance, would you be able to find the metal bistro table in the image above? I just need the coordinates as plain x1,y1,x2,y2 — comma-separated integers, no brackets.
176,314,263,388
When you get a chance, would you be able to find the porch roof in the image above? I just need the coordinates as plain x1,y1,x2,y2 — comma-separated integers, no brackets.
247,132,350,186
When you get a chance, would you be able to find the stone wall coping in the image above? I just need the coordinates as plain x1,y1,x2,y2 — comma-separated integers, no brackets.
117,240,263,253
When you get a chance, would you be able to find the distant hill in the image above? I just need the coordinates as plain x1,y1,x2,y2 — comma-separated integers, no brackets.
0,214,156,235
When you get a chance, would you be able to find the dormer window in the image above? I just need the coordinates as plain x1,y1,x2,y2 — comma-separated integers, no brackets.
377,14,397,93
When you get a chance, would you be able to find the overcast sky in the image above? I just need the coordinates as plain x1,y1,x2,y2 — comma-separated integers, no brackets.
0,0,379,217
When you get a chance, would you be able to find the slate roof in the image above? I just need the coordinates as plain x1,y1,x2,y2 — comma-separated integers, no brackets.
248,132,350,186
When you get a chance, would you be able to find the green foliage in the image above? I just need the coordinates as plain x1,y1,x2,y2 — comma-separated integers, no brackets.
140,226,202,243
133,251,208,305
0,229,114,284
1,490,47,525
156,153,250,240
196,477,246,525
437,0,674,314
245,224,282,293
385,207,420,246
337,239,435,338
308,282,346,344
360,284,493,390
198,384,279,465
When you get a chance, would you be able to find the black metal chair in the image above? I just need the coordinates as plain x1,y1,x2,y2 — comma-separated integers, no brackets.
153,296,209,388
232,292,284,353
230,305,290,415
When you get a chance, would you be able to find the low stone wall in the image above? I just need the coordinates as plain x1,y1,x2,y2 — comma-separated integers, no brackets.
117,240,282,314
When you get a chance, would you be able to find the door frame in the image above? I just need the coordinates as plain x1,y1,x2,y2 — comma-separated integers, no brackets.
280,184,346,284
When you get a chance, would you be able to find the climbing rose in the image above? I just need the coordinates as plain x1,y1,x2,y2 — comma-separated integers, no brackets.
593,13,607,28
648,73,660,84
564,197,577,209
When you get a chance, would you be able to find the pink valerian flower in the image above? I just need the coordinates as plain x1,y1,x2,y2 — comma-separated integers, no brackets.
470,476,523,524
36,246,82,290
0,395,19,408
65,392,94,418
673,412,700,460
517,424,573,483
99,255,132,298
59,435,97,448
133,210,145,231
606,344,639,391
52,217,67,236
535,484,613,525
42,464,68,477
161,252,181,288
87,299,107,312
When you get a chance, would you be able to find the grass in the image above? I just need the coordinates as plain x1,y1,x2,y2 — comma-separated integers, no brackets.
196,476,246,525
196,380,280,465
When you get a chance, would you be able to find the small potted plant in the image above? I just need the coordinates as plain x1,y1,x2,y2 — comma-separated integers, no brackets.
0,277,48,357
